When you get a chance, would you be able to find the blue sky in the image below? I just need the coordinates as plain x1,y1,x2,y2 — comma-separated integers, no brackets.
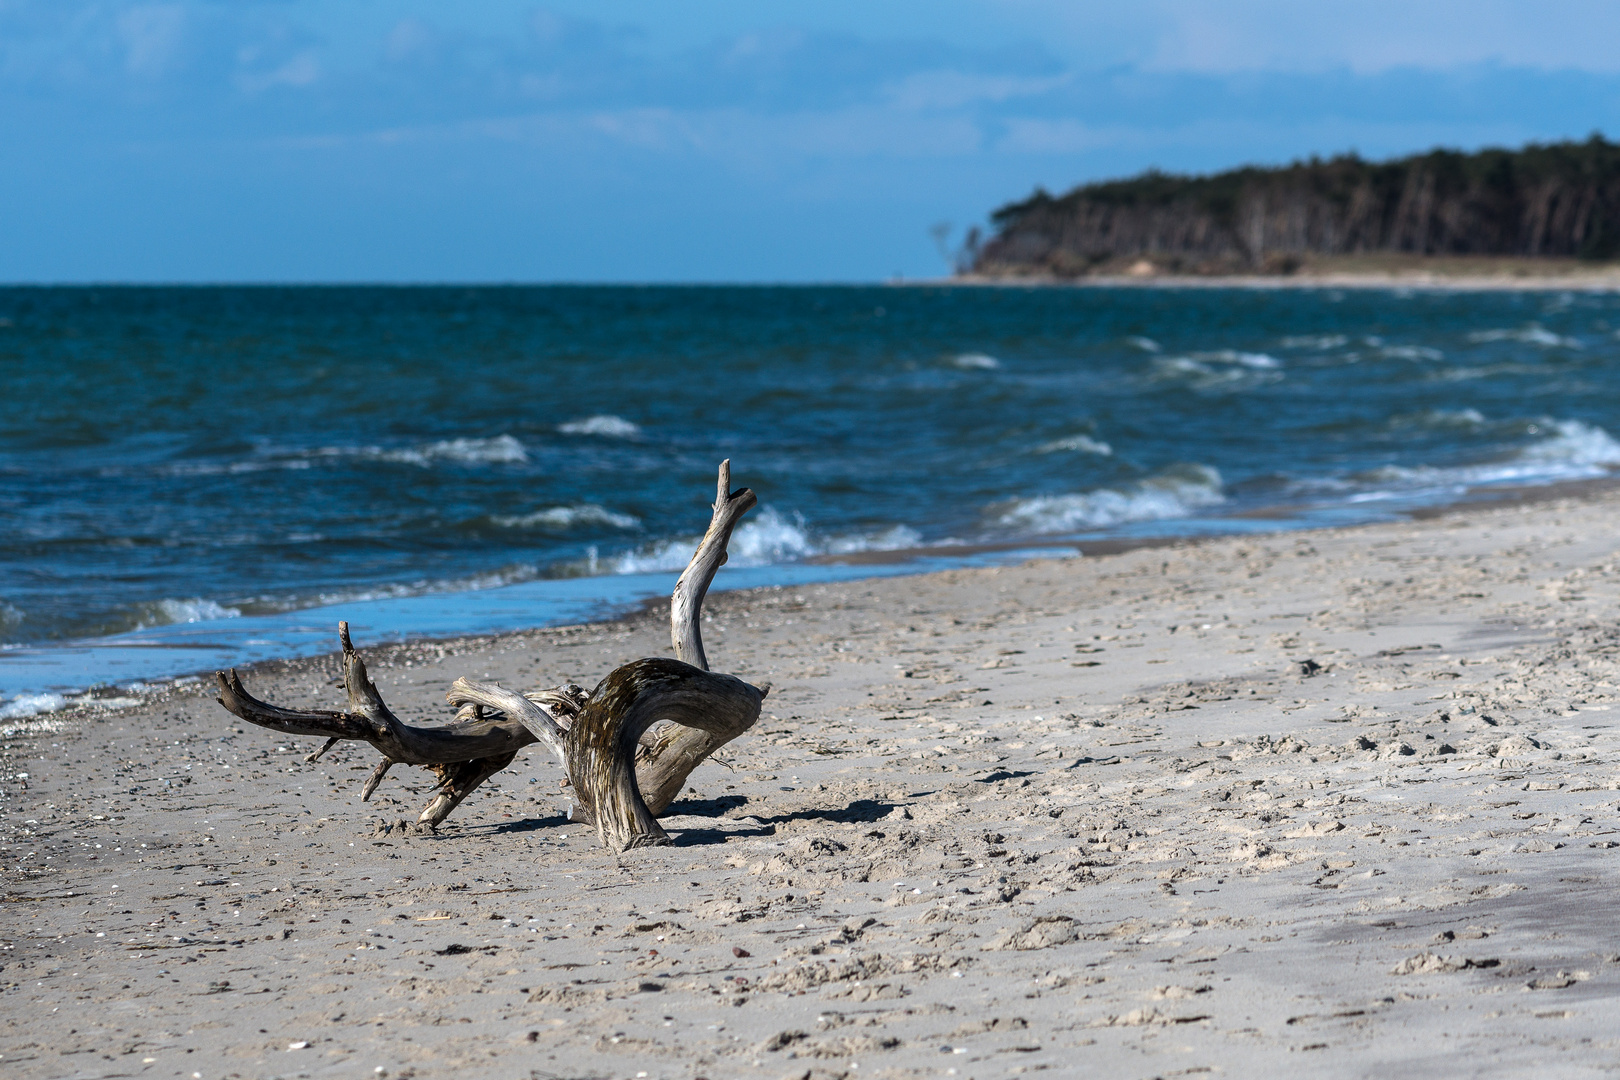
3,1,1619,282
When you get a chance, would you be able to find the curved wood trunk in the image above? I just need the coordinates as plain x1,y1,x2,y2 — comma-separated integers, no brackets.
213,460,766,848
565,658,764,850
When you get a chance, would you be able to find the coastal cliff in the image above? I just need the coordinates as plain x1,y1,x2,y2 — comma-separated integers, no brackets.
971,135,1620,277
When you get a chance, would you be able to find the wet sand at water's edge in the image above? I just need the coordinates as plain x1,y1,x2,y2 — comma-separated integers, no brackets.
3,490,1619,1078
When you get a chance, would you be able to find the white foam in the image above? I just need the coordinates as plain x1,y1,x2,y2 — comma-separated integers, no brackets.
1348,419,1620,497
1035,434,1113,456
0,692,66,722
951,353,1001,370
418,435,528,465
377,435,529,466
1194,350,1280,369
161,457,314,477
559,415,642,438
824,525,925,555
993,465,1224,534
1517,419,1620,470
1467,324,1582,349
1152,352,1283,390
173,435,531,474
611,508,923,574
1279,334,1348,349
490,505,641,531
1429,362,1544,382
1126,336,1162,352
0,686,150,733
1381,344,1445,361
1391,408,1487,430
614,507,812,573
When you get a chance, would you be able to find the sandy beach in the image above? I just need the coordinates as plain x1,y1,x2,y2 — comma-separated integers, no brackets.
950,268,1620,292
4,489,1620,1079
949,253,1620,292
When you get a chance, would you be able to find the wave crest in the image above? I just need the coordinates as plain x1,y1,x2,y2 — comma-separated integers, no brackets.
611,508,922,574
992,465,1224,534
1152,350,1283,391
1519,419,1620,469
951,353,1002,370
1467,324,1582,349
1380,344,1445,361
164,435,529,474
559,415,642,438
396,435,529,466
490,505,641,531
1389,408,1487,431
0,692,67,722
135,598,242,630
1035,434,1112,456
1347,418,1620,496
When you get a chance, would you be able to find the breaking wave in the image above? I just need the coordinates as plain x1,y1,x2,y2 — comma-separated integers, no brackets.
611,507,923,574
0,692,66,722
1035,434,1112,456
0,689,148,730
1380,344,1445,361
388,435,529,466
951,353,1002,370
1516,418,1620,471
1346,419,1620,497
991,465,1225,535
559,415,642,438
1199,350,1280,369
161,435,529,475
1388,408,1487,431
490,505,641,531
323,435,530,468
134,598,241,630
1467,324,1582,349
1152,350,1283,391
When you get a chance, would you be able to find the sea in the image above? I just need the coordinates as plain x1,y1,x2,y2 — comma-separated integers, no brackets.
4,283,1619,718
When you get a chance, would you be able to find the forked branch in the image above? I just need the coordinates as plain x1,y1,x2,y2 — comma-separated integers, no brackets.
213,461,768,850
215,623,538,767
671,458,758,671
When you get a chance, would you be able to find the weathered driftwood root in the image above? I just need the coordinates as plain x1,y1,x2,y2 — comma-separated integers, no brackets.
214,460,767,850
215,623,546,826
561,459,768,848
565,658,765,848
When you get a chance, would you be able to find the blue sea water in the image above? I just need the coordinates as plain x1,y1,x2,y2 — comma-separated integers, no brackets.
3,284,1619,711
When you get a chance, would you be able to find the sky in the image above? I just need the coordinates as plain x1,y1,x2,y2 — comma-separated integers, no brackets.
3,1,1619,282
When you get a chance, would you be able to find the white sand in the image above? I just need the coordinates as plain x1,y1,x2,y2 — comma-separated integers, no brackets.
3,492,1619,1078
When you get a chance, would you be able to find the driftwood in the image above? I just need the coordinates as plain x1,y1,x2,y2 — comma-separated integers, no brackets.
215,461,767,851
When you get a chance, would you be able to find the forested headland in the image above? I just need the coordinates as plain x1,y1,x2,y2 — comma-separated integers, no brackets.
970,135,1620,277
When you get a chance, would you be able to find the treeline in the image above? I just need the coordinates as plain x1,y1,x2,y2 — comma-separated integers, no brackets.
971,135,1620,276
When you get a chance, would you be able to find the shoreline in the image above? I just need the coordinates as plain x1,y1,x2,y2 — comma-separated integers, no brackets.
10,467,1620,718
947,269,1620,291
4,484,1620,1074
